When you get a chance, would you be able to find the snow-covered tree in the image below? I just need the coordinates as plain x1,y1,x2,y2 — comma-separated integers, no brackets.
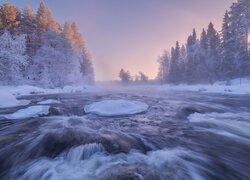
0,3,21,34
185,29,199,84
20,6,40,57
36,1,60,33
157,50,170,83
0,2,95,87
0,31,27,85
206,22,221,83
221,11,235,80
168,41,182,83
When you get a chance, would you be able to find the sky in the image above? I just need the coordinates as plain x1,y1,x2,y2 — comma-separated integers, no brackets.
1,0,236,81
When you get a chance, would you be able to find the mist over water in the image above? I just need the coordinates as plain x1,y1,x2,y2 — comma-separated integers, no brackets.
0,90,250,179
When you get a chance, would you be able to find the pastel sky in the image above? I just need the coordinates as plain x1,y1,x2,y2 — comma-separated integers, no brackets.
1,0,235,81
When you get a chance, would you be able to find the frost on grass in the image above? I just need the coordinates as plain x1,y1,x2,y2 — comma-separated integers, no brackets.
84,100,149,116
4,105,50,120
0,90,30,108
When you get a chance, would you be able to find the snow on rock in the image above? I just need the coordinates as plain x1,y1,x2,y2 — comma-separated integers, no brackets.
0,90,30,108
4,105,50,120
38,99,61,105
84,100,149,116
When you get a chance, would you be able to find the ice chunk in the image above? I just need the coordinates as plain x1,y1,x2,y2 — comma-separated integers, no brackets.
0,90,29,108
5,105,50,120
84,99,149,116
38,99,61,105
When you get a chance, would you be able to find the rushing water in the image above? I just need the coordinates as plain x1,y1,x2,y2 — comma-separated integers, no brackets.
0,90,250,180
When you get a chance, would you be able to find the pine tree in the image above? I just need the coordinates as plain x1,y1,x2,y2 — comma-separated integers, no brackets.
119,69,131,83
20,6,40,57
36,1,49,32
185,29,198,84
157,50,170,83
229,0,249,78
36,1,60,33
221,11,235,80
206,22,221,83
197,29,209,82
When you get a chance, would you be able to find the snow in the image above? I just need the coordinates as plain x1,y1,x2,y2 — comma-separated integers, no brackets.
0,85,101,97
38,99,61,105
108,77,250,95
0,90,30,108
84,100,149,116
61,86,101,94
4,105,50,120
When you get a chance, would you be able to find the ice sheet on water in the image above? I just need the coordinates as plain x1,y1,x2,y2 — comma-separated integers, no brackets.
4,105,50,120
84,99,149,116
38,99,61,105
0,89,30,108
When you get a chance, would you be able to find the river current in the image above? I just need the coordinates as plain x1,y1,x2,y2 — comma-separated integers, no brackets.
0,90,250,180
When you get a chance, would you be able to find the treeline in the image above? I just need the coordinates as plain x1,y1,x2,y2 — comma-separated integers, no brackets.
119,69,149,84
157,0,250,84
0,2,94,87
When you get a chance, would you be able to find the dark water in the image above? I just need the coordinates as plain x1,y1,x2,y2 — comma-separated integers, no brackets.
0,90,250,180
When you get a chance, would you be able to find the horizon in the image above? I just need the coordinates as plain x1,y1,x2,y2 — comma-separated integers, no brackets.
2,0,235,81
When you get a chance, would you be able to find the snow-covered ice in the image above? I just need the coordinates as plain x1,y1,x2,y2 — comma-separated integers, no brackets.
0,90,30,108
38,99,61,105
84,100,149,116
4,105,50,120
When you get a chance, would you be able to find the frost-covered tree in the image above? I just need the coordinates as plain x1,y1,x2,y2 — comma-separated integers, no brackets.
169,41,182,83
0,31,27,85
0,2,94,87
20,6,40,57
206,22,221,83
156,0,250,84
0,3,21,34
30,30,91,87
185,29,199,84
221,11,235,80
228,0,250,77
36,1,60,33
157,50,170,83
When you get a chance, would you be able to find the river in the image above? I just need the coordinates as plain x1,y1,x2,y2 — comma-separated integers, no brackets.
0,89,250,180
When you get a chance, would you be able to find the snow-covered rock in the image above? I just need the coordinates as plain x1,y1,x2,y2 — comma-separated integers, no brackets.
84,100,149,116
38,99,61,105
0,90,30,108
4,105,50,120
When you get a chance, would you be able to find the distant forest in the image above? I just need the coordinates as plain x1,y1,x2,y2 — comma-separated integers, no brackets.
157,0,250,84
0,2,94,88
